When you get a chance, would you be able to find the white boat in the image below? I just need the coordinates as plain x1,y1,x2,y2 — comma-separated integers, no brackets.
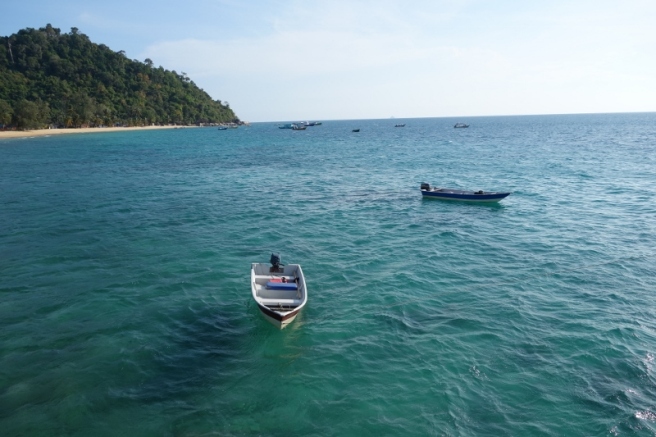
251,254,308,328
278,123,307,130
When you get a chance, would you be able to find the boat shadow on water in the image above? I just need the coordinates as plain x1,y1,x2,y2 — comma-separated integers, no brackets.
112,302,249,405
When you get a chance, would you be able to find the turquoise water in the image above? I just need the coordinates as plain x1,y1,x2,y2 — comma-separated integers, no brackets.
1,114,656,436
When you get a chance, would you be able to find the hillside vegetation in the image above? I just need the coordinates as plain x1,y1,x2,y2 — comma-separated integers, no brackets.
0,24,238,129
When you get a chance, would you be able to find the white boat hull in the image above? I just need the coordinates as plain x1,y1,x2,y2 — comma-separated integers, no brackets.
257,306,301,329
251,263,307,329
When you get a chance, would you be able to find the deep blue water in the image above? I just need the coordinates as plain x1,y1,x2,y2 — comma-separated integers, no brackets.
1,113,656,436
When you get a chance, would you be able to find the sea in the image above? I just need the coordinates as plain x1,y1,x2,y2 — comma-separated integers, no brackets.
1,113,655,436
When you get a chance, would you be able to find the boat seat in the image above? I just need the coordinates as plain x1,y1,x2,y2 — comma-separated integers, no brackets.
266,281,298,290
258,298,301,306
266,305,298,310
254,275,271,280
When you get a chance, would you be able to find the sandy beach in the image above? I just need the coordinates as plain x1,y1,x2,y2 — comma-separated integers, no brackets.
0,125,197,140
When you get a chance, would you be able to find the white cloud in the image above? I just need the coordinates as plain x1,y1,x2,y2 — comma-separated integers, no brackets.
144,32,436,77
138,0,656,121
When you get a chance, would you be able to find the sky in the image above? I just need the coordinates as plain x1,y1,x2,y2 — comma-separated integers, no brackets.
2,0,656,122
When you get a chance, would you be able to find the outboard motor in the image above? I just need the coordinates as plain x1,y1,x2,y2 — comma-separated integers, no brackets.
270,253,282,269
420,182,431,191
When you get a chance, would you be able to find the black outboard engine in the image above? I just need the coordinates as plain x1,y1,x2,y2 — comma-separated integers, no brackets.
270,253,282,269
420,182,431,191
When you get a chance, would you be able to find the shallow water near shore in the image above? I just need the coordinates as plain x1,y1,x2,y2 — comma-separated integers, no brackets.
1,113,656,436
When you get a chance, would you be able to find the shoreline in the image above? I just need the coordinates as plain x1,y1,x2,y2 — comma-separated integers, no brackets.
0,125,198,140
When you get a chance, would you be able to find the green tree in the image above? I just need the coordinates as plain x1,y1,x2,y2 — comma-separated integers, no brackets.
13,99,42,129
69,92,96,127
0,99,12,126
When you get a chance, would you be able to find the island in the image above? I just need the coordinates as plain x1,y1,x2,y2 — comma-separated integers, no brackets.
0,24,240,134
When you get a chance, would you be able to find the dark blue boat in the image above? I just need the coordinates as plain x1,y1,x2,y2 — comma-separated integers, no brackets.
420,183,510,202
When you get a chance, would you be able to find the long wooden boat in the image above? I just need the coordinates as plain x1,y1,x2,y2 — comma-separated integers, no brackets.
251,255,307,328
420,183,510,202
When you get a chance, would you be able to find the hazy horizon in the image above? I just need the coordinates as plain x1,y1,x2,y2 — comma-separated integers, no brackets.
256,110,656,124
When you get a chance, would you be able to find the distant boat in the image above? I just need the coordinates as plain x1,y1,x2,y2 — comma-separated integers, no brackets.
420,183,510,202
279,123,307,130
352,129,360,132
454,123,469,128
251,254,308,329
395,124,406,127
218,123,238,129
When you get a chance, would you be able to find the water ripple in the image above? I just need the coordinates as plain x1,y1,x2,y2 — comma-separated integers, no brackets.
2,114,656,435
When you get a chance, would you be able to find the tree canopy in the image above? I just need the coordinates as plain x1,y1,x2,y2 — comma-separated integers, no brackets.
0,24,239,129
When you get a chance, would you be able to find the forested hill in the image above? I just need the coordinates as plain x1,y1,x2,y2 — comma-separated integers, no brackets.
0,24,239,129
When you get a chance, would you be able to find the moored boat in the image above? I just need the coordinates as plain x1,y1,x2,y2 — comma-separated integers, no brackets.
251,254,308,329
420,183,510,202
279,123,307,130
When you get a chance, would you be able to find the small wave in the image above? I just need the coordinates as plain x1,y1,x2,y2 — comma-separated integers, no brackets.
644,353,654,371
469,365,488,381
635,410,656,421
